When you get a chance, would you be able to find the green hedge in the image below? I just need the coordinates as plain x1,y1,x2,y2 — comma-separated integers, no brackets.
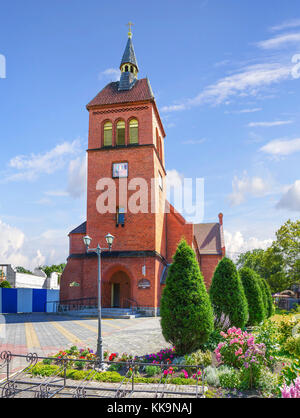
30,363,200,386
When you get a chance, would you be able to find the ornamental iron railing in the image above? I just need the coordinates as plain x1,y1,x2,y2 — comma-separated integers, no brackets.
0,352,205,399
46,296,154,315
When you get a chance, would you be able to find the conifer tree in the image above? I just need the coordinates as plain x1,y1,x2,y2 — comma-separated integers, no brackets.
256,274,268,318
260,276,274,318
210,257,249,328
160,240,214,355
239,267,265,325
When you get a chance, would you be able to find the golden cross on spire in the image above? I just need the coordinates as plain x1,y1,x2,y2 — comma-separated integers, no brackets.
127,21,134,38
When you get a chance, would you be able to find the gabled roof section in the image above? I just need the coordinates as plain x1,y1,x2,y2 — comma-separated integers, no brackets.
86,78,154,109
69,221,86,235
120,37,139,70
194,223,223,255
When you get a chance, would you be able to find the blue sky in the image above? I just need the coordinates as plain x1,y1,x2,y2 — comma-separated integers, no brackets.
0,0,299,269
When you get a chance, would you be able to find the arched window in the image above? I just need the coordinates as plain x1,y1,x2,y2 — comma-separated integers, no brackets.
129,119,139,144
156,128,160,153
125,65,129,72
103,121,112,146
159,137,163,161
116,120,126,145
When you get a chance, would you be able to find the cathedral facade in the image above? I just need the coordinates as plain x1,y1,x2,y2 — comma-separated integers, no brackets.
60,29,225,315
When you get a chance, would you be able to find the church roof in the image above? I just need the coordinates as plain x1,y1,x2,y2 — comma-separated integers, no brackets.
69,221,86,235
120,37,139,70
119,71,137,91
86,78,154,108
194,223,223,255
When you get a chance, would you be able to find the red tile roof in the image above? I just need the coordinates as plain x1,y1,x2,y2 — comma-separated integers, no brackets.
87,78,154,108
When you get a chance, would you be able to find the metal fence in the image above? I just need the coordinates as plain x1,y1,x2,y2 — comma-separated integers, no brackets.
46,296,153,315
0,351,205,398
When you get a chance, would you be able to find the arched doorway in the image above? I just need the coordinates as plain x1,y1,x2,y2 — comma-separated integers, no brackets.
109,271,131,308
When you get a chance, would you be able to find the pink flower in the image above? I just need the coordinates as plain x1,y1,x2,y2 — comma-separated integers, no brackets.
247,337,254,346
235,348,242,356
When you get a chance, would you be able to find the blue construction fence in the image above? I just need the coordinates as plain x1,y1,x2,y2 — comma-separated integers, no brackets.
0,288,59,314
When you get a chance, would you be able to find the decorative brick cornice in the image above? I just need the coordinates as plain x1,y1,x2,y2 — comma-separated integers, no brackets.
93,106,149,116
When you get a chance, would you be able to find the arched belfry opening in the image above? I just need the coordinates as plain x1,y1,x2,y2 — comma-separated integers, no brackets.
109,271,131,308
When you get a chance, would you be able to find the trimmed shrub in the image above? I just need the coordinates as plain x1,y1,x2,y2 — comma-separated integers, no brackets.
145,365,160,377
257,276,268,319
239,267,265,325
210,258,248,328
260,277,274,318
160,240,214,355
74,361,85,370
0,280,11,288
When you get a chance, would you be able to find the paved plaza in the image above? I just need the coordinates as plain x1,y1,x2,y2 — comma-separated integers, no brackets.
0,314,169,364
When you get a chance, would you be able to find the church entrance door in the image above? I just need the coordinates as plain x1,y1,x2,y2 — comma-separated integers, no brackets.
109,271,131,308
111,283,120,308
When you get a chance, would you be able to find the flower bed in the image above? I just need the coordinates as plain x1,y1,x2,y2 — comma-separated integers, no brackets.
28,311,300,398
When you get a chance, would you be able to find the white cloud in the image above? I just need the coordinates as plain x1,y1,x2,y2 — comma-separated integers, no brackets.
257,32,300,49
260,137,300,156
162,63,292,112
182,138,207,145
98,68,120,81
247,120,293,128
166,169,184,189
0,220,45,270
224,230,273,260
229,172,272,206
271,19,300,32
225,108,262,114
0,218,69,270
5,139,82,182
66,156,87,198
277,180,300,211
161,104,186,113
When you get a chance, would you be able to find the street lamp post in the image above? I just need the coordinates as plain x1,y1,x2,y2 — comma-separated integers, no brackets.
83,233,115,368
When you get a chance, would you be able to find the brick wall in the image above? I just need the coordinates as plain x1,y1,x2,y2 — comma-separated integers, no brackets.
166,205,194,263
199,254,222,288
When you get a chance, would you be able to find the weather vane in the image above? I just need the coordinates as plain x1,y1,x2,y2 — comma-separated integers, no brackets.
127,21,134,38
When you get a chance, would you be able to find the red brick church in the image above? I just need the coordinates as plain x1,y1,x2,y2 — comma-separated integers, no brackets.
60,29,225,315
